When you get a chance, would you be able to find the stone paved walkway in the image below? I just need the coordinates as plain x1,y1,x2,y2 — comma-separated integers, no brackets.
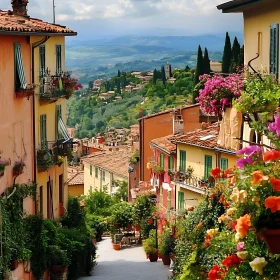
79,237,171,280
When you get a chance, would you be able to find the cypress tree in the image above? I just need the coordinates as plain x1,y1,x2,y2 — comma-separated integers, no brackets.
222,32,232,73
237,45,244,69
230,37,241,73
194,45,204,84
117,69,121,77
153,68,157,84
161,66,166,84
203,48,211,74
185,65,190,72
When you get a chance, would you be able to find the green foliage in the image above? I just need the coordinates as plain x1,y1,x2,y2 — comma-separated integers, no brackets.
143,229,158,255
130,150,140,164
230,36,241,73
222,32,232,74
112,180,128,202
86,214,106,241
159,228,175,256
203,48,210,75
84,189,115,216
108,202,134,228
194,45,204,84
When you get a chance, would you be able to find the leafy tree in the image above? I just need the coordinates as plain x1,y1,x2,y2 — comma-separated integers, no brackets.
222,32,232,73
230,36,241,73
194,45,204,85
113,180,128,202
96,120,104,130
161,66,166,84
185,65,190,72
203,48,211,74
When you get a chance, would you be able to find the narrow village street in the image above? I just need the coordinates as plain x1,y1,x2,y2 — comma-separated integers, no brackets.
80,237,171,280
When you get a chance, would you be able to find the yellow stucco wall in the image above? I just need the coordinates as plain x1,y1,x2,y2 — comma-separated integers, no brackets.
83,161,127,195
243,1,280,76
69,184,84,197
30,36,68,219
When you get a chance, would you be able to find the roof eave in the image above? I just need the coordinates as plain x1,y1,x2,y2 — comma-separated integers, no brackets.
171,140,216,150
150,142,175,155
217,0,262,13
0,31,78,36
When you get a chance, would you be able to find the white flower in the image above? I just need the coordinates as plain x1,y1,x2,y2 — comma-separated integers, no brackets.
249,257,267,275
230,187,248,204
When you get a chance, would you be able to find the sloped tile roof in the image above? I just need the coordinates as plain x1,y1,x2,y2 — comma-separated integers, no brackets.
67,167,84,185
0,11,76,35
150,135,176,154
82,149,132,179
169,124,220,149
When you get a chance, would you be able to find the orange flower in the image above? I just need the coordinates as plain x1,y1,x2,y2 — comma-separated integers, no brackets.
235,214,251,239
251,171,268,186
270,178,280,192
264,150,280,162
265,196,280,213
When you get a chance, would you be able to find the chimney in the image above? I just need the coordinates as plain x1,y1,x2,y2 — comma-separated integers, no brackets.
12,0,29,16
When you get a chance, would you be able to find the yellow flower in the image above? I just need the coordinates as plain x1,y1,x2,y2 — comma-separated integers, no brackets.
237,251,248,260
252,196,260,207
206,228,219,238
230,187,248,204
249,257,267,275
226,207,237,215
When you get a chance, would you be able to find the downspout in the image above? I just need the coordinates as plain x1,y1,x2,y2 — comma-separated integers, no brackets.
31,36,50,213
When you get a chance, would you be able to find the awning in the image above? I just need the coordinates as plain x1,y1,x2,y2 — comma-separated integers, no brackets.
59,117,71,143
15,44,27,89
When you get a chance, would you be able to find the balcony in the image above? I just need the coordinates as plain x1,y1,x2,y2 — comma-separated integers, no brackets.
15,84,36,100
54,140,73,157
37,149,55,172
39,71,81,102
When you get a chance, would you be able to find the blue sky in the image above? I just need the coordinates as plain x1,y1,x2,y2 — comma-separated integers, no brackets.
1,0,243,39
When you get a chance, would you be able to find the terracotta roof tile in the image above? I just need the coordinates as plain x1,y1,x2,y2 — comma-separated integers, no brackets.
150,135,176,154
0,11,76,35
82,149,132,179
169,124,220,149
67,167,84,185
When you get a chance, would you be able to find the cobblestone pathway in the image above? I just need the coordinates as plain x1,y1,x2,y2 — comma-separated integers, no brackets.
79,237,171,280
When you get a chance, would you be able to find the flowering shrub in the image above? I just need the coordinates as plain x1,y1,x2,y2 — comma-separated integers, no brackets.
196,73,243,116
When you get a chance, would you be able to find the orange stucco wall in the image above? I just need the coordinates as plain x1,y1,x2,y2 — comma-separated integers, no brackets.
140,105,213,181
0,35,34,213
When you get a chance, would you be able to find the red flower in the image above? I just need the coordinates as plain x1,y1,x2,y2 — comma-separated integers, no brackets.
222,169,234,178
210,194,216,199
228,220,237,232
211,168,222,179
222,255,242,268
204,234,212,248
219,195,230,207
208,265,226,280
264,149,280,162
270,178,280,192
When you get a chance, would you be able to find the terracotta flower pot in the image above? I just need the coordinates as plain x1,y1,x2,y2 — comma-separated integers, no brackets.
49,265,68,275
112,243,121,250
9,260,18,271
262,229,280,254
148,253,158,262
134,224,140,231
158,252,162,259
161,255,171,265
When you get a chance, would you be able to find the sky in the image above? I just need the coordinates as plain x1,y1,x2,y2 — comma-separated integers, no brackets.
0,0,244,39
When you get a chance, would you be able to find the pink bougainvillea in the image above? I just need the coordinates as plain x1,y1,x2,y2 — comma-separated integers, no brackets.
196,73,243,116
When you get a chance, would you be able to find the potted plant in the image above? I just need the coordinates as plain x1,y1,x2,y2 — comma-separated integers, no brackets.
57,155,64,166
13,161,25,176
47,245,70,275
142,230,158,262
158,228,174,265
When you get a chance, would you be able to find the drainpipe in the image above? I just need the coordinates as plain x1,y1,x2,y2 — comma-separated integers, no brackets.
31,36,50,213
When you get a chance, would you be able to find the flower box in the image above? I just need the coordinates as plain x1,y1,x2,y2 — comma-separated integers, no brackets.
15,84,36,100
261,229,280,254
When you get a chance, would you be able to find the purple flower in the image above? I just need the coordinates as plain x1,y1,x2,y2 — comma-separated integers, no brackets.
236,157,253,169
268,116,280,136
237,242,245,251
236,145,262,157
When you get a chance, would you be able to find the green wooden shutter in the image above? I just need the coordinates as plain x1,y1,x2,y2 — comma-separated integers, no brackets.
40,115,47,149
179,150,186,171
56,45,62,75
95,167,98,178
90,165,92,176
56,105,62,140
160,186,163,204
204,155,213,179
270,24,279,76
14,43,27,90
220,158,228,170
178,191,184,210
168,157,173,171
39,45,45,77
160,153,164,168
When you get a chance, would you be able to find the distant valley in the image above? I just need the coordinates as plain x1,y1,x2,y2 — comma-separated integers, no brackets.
66,34,243,84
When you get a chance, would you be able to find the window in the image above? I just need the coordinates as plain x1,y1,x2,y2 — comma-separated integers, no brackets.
56,105,62,140
160,153,164,168
270,24,279,77
220,158,228,170
102,170,105,181
14,43,27,91
178,191,184,210
39,45,46,94
90,165,92,176
168,157,173,171
40,114,47,149
204,155,213,179
179,150,186,171
56,45,62,75
95,167,98,178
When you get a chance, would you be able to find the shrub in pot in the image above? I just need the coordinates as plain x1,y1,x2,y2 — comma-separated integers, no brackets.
142,229,158,262
47,245,70,274
159,228,174,265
